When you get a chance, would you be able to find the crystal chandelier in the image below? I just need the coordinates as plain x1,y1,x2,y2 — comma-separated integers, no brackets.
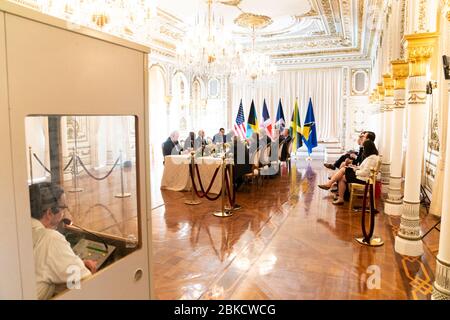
231,26,277,87
10,0,160,45
175,0,241,76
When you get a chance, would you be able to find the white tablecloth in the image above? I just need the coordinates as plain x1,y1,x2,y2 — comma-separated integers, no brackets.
161,155,228,194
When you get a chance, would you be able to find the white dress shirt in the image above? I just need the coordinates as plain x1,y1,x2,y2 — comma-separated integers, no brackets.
31,218,91,299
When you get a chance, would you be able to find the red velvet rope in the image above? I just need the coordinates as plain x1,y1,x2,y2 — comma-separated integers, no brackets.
188,161,221,200
195,163,222,201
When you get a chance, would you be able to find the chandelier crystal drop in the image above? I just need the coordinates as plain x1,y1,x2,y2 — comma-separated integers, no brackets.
175,0,242,77
230,26,278,87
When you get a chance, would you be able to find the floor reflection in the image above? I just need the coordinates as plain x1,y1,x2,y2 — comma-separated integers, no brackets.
63,167,138,239
151,159,438,300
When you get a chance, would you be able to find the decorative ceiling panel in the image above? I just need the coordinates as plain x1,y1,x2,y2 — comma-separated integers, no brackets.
9,0,380,66
157,0,376,64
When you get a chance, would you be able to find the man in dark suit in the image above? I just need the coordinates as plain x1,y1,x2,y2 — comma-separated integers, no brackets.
279,129,292,161
162,131,182,158
232,136,252,190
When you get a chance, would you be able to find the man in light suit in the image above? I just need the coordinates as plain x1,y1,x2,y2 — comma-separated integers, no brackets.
195,129,207,150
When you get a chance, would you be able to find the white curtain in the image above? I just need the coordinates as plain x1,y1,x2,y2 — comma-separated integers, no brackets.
230,68,343,141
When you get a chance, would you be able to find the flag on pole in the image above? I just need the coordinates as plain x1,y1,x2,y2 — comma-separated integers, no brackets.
289,99,303,151
233,99,247,140
246,100,259,138
275,98,285,131
261,99,273,139
302,98,318,155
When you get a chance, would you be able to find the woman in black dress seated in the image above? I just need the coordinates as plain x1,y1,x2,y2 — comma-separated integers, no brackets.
318,140,379,205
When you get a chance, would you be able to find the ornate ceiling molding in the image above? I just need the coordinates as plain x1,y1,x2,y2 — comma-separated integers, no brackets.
10,0,378,67
234,12,273,29
240,0,370,61
275,55,371,68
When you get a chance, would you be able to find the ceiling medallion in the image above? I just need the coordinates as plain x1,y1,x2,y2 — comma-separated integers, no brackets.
234,13,273,29
218,0,242,6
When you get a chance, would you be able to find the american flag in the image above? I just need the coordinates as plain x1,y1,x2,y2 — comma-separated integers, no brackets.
233,99,247,140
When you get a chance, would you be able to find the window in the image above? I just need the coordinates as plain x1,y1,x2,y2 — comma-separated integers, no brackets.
208,78,220,98
25,115,140,299
352,70,369,95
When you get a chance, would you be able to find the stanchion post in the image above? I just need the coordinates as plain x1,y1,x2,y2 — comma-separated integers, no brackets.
115,150,131,198
185,151,201,205
29,146,33,185
213,155,232,217
355,168,384,247
68,147,83,193
225,160,241,211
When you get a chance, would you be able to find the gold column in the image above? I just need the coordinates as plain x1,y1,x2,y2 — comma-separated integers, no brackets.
380,74,394,194
385,60,409,215
395,32,439,257
376,82,385,158
433,11,450,300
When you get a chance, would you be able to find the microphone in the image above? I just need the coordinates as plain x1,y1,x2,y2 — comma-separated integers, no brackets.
62,218,108,252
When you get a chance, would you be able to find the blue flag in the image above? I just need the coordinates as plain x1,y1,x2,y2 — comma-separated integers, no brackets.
302,98,318,155
275,98,285,131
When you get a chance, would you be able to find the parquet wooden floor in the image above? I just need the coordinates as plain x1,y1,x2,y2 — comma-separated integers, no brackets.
151,159,440,300
64,157,441,299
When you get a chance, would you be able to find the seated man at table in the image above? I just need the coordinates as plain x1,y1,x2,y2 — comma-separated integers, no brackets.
162,130,183,158
279,128,291,144
232,136,252,190
195,129,207,150
183,131,196,151
212,128,226,144
279,129,292,161
226,130,235,145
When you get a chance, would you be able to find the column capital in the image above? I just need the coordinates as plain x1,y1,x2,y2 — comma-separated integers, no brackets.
369,89,377,103
404,32,439,76
382,74,394,97
391,60,409,89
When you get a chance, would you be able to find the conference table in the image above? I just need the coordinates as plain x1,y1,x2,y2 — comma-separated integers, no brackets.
161,154,231,195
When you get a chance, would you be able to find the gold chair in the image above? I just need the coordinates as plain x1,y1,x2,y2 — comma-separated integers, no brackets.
348,157,382,211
